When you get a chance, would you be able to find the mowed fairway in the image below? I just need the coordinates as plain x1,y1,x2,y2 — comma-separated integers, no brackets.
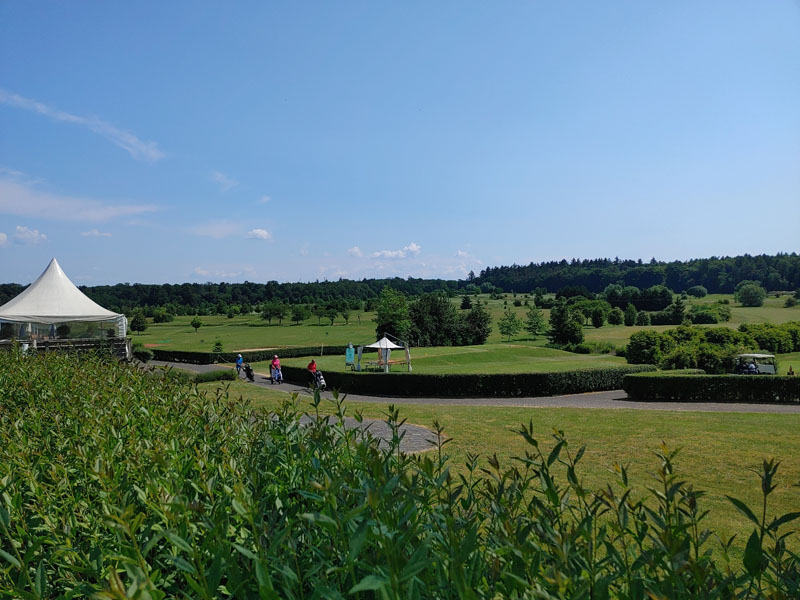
271,343,626,374
200,380,800,555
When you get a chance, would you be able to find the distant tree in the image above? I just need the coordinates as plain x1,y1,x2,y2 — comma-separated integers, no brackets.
524,304,547,340
240,302,252,315
607,307,624,325
261,303,279,324
190,317,203,333
669,296,688,323
341,309,351,324
785,296,798,308
274,304,288,324
375,288,411,340
291,305,311,325
686,285,707,298
624,303,637,326
226,309,235,319
498,308,522,342
312,305,326,325
548,301,584,345
462,299,492,345
325,308,338,326
591,307,605,328
130,311,147,335
635,311,651,326
152,309,174,323
212,340,223,354
409,293,462,346
56,324,72,339
460,294,472,310
735,283,767,307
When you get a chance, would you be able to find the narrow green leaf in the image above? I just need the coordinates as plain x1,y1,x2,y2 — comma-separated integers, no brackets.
743,530,763,577
768,511,800,532
725,496,760,527
349,574,387,594
0,548,20,568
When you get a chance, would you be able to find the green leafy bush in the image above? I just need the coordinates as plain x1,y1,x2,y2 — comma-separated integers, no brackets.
192,368,237,383
2,352,799,598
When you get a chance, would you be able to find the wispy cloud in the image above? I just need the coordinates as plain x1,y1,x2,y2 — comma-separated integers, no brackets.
246,228,272,240
189,220,241,239
456,249,469,258
347,245,363,257
259,195,271,204
0,174,159,222
371,242,421,259
193,265,256,280
13,225,47,245
81,229,112,237
0,232,8,247
0,89,165,162
211,170,239,192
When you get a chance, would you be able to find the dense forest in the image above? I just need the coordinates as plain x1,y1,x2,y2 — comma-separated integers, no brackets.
0,253,798,313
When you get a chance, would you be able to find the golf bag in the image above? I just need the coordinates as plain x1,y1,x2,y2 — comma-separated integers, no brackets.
272,367,283,384
243,363,255,382
312,370,326,391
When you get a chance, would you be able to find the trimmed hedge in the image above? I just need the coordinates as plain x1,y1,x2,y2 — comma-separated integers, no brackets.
623,373,800,404
193,369,237,383
151,345,372,365
279,364,657,397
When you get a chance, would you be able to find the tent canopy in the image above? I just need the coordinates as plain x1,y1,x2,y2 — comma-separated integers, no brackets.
365,335,403,350
0,258,123,325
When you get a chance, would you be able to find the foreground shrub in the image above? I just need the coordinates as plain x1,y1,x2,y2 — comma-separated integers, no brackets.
2,352,800,598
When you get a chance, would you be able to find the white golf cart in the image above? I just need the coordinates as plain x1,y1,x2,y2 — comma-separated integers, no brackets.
734,354,777,375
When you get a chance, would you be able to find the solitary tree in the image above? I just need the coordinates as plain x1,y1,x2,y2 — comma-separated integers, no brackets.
190,316,203,333
524,304,546,340
591,307,605,328
735,283,767,307
341,309,351,324
325,308,338,326
375,288,411,340
291,305,311,325
607,307,624,325
130,311,147,335
498,308,522,342
460,294,472,310
624,303,637,326
548,301,584,345
462,299,492,345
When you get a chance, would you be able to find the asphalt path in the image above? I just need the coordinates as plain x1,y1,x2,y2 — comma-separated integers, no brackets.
148,361,800,414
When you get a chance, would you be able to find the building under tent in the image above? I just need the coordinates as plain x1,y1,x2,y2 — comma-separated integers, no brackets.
0,258,130,358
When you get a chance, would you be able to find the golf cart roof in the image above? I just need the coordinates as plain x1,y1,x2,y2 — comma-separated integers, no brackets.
736,353,775,359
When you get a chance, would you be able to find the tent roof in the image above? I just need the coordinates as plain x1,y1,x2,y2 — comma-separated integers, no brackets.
365,336,403,349
0,258,122,324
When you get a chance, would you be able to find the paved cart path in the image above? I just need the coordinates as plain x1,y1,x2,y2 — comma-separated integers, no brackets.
148,361,800,415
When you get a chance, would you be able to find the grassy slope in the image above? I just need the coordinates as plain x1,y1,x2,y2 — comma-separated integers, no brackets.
201,380,800,552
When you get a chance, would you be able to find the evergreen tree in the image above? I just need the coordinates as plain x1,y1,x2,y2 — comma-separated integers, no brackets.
524,304,546,340
460,294,472,309
624,303,638,326
591,307,605,328
463,299,492,345
548,301,584,345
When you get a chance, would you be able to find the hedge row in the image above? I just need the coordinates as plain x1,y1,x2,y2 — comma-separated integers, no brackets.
151,345,373,365
623,373,800,404
279,364,657,397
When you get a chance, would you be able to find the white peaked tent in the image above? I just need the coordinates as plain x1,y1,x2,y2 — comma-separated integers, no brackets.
365,336,404,350
0,258,127,337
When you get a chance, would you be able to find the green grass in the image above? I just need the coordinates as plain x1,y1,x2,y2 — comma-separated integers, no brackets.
259,343,626,375
202,379,800,552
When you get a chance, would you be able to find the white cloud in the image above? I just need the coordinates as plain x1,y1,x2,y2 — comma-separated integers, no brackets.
0,89,164,162
81,229,112,237
347,245,363,257
193,265,256,280
0,232,7,247
246,228,272,240
211,170,239,192
0,174,159,222
370,242,422,259
456,250,469,258
189,220,241,239
14,225,46,245
259,195,271,204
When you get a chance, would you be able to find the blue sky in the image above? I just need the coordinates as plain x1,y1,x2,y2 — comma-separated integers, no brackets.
1,1,798,285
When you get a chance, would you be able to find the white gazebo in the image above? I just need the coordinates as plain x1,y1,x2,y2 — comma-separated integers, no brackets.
364,335,410,372
0,258,127,342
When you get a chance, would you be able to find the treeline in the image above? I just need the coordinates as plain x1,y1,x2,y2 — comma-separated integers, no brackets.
474,253,800,294
1,253,798,313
